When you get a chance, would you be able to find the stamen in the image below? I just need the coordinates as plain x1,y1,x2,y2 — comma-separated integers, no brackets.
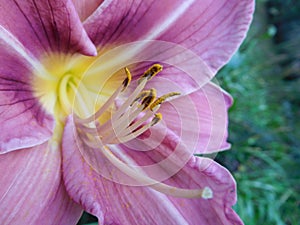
78,65,162,124
103,117,152,144
103,106,161,144
122,67,132,91
74,65,213,200
150,92,181,110
99,102,143,141
132,90,152,105
125,107,160,133
141,88,157,110
79,65,178,145
138,64,163,84
120,114,160,141
112,78,148,120
151,113,162,126
105,107,160,144
75,84,123,124
96,93,146,137
76,68,134,124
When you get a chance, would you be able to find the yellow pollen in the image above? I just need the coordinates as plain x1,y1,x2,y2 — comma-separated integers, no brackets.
151,113,162,126
122,67,132,91
133,90,152,103
150,92,181,110
138,64,163,83
141,88,157,110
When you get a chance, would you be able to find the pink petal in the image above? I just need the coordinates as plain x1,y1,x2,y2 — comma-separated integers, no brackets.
71,0,104,21
81,40,215,97
0,0,96,56
0,142,82,224
35,181,83,225
62,116,243,225
0,32,54,153
0,94,53,153
84,0,254,72
157,82,232,154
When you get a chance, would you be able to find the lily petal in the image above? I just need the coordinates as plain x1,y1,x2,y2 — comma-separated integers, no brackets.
35,180,83,225
81,40,214,98
71,0,104,21
0,92,53,153
157,82,232,154
0,141,81,224
62,117,242,225
0,32,54,153
0,0,96,56
83,0,254,72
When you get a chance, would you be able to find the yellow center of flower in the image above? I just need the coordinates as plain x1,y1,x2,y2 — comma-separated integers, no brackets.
32,54,111,119
32,53,213,200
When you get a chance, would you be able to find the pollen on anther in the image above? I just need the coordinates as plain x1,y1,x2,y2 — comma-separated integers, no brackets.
151,113,162,126
141,88,157,110
150,92,181,110
132,90,151,105
139,64,163,83
122,67,132,90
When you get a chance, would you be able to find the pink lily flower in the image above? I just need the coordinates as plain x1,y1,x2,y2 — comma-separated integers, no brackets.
0,1,254,225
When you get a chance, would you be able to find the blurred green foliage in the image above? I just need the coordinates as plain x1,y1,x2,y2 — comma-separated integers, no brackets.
217,1,300,224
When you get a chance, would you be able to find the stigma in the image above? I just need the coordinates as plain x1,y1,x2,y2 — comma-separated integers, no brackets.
74,64,213,200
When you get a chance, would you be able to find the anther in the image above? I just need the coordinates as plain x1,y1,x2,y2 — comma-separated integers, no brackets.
122,67,132,91
139,64,163,83
133,90,152,104
150,92,181,110
151,113,162,126
141,88,157,110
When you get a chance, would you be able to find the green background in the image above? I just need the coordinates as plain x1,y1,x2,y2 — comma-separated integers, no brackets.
217,0,300,224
